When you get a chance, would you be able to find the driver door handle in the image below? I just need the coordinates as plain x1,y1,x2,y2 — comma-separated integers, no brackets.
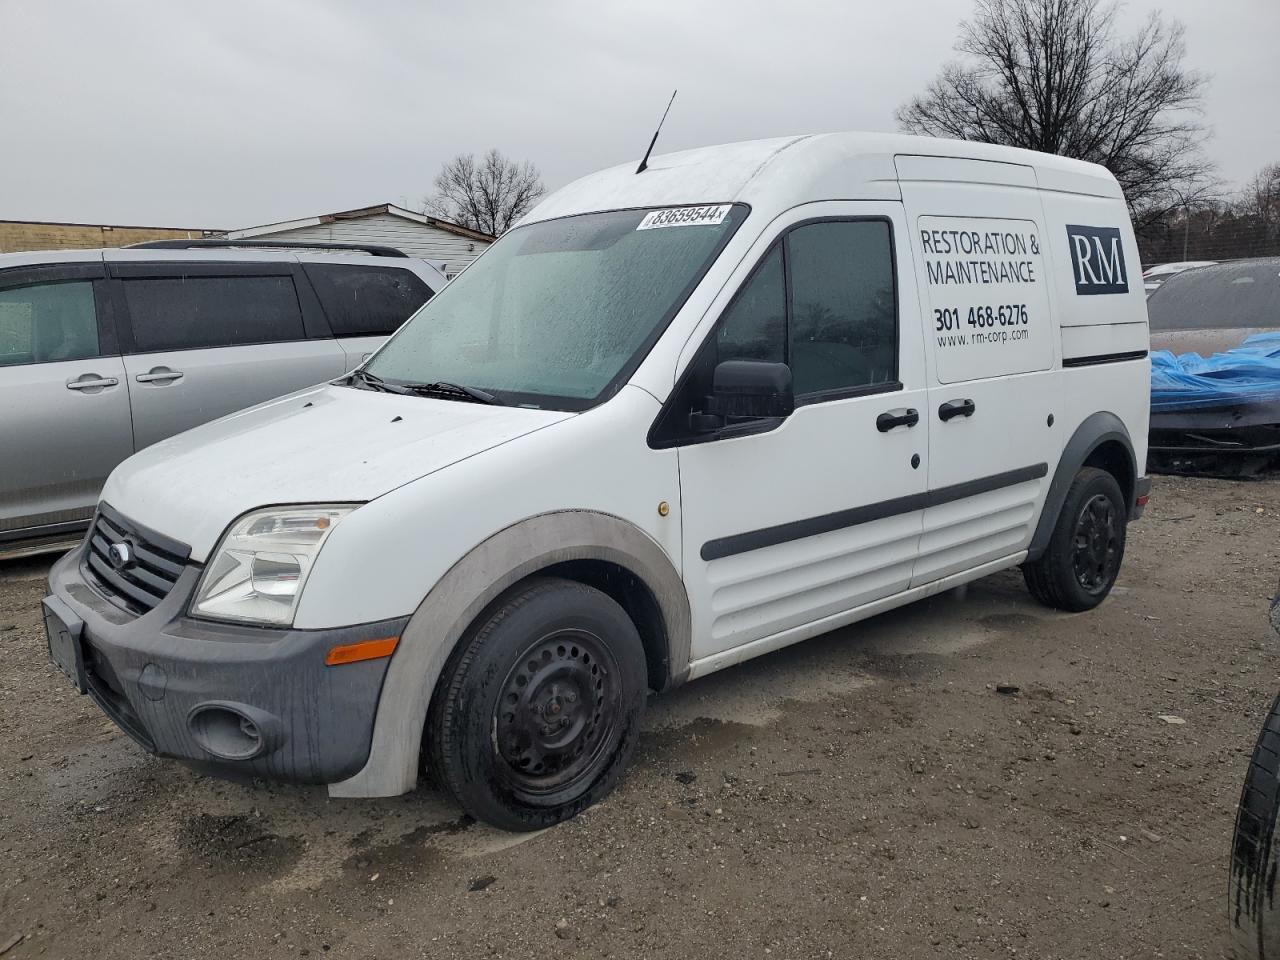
66,377,119,390
938,398,976,422
876,408,920,432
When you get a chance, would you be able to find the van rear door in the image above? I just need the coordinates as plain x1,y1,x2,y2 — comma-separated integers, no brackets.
895,157,1061,585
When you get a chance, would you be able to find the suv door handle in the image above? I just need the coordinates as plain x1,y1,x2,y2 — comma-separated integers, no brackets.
66,376,119,390
135,368,184,384
876,408,920,432
939,398,976,422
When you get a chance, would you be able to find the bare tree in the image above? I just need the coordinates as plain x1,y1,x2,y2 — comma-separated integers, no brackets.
1135,162,1280,264
1238,163,1280,226
423,149,544,236
896,0,1215,233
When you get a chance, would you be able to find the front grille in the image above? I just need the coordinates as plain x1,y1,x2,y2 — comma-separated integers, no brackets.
82,503,191,615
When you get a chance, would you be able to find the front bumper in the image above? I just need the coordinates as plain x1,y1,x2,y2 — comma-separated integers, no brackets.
46,540,408,785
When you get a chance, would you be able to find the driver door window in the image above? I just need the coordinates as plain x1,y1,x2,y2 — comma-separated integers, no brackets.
652,218,899,447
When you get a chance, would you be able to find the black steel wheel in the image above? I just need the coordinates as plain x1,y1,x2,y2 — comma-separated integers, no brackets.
1023,466,1127,612
1071,492,1122,593
427,577,647,831
494,629,621,797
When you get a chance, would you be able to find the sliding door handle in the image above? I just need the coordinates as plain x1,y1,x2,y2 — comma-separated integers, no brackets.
136,368,184,384
938,398,976,422
876,408,920,432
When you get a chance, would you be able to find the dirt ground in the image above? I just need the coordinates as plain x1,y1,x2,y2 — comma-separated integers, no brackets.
2,475,1279,960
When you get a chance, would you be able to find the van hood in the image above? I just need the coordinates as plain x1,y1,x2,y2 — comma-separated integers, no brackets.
101,383,572,561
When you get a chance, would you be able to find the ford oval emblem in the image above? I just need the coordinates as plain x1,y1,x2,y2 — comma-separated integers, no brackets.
108,542,132,570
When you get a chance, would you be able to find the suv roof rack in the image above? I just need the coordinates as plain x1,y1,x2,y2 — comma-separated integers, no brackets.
127,239,409,258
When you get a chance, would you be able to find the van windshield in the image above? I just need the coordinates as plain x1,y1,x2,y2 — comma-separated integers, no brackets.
363,204,747,410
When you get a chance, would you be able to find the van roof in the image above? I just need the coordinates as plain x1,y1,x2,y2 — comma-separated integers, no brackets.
524,132,1123,225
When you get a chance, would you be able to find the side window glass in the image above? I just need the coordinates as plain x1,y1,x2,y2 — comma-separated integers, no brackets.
0,281,100,367
786,220,897,396
305,264,434,338
648,245,787,447
715,244,786,364
123,276,305,352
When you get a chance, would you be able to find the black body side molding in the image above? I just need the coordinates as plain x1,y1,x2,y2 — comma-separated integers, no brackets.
1062,350,1148,368
701,463,1048,562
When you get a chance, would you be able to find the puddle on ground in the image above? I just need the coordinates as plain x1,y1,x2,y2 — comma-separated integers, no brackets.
640,716,759,762
175,812,304,876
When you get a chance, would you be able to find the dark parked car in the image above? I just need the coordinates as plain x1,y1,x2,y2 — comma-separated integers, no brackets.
1147,257,1280,476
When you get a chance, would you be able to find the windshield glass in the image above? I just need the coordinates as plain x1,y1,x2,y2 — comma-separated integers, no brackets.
1148,259,1280,331
364,204,748,409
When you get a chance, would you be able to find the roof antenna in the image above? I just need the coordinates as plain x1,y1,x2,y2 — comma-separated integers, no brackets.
636,89,677,174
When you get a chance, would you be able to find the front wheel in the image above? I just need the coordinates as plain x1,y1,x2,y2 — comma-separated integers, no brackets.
427,577,648,831
1023,466,1127,612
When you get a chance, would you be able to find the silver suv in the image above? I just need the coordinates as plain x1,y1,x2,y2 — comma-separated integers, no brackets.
0,240,443,556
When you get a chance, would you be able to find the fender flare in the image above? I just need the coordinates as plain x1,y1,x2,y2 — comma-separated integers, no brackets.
1027,411,1136,562
328,510,691,798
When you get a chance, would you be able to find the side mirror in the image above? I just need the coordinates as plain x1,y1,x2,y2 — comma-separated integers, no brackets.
692,360,794,432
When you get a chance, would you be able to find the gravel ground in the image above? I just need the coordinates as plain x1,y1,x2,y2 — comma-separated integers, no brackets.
2,475,1278,959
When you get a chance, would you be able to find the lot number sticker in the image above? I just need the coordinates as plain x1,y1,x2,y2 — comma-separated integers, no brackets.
636,205,731,230
918,216,1053,384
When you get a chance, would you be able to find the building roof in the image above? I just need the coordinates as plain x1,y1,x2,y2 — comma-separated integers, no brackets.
223,203,494,244
0,217,218,232
525,132,1122,226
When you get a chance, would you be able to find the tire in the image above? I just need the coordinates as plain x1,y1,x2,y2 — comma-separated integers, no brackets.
426,577,647,832
1230,693,1280,959
1022,466,1127,612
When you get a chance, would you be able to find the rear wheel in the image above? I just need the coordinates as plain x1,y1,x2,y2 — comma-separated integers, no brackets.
1023,467,1126,611
427,577,647,831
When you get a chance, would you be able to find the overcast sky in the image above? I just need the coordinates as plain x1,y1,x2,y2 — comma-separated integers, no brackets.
1,0,1275,229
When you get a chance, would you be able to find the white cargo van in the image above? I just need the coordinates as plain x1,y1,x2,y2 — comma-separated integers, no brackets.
44,133,1150,830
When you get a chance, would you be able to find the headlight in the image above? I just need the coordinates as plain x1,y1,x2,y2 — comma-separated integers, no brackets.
191,505,355,626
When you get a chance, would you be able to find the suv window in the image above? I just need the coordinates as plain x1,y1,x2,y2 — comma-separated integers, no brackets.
122,276,305,351
0,281,100,367
304,264,433,337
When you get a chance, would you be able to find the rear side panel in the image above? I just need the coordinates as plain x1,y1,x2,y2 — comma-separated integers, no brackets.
1038,190,1149,354
1036,188,1150,473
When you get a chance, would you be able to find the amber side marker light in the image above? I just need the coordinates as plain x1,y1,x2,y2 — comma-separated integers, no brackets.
325,636,399,667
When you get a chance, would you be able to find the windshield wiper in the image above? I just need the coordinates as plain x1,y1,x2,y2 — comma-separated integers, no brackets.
342,368,409,394
341,370,499,404
400,381,501,405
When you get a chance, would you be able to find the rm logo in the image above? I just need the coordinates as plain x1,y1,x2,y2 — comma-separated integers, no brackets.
1066,224,1129,295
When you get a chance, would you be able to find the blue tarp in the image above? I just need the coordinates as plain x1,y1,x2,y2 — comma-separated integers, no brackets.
1150,332,1280,411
